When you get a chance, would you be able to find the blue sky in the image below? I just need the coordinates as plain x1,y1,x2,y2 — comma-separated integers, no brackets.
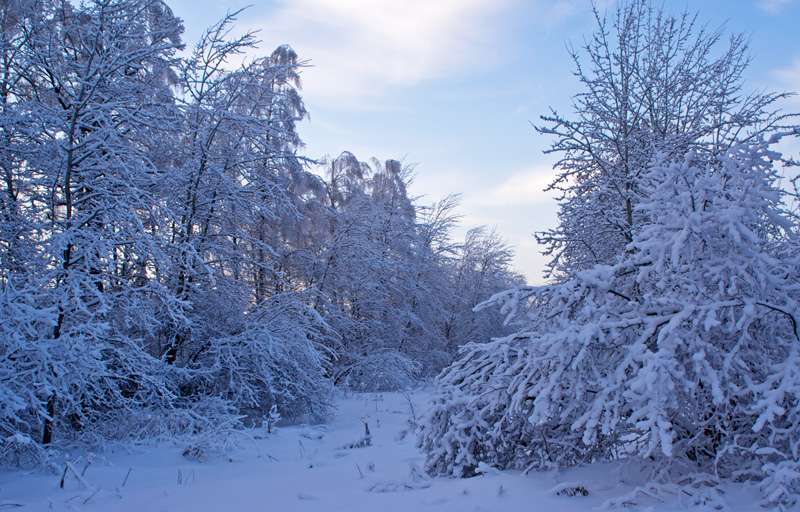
167,0,800,282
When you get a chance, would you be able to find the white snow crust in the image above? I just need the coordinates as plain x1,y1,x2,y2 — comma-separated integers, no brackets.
0,392,763,511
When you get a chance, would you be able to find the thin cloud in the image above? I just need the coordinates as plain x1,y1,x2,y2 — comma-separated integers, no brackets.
770,56,800,168
774,56,800,99
475,165,556,207
249,0,514,109
544,1,580,25
757,0,795,13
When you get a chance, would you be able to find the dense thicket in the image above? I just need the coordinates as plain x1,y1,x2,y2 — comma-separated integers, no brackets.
0,0,518,458
419,1,800,508
271,153,518,390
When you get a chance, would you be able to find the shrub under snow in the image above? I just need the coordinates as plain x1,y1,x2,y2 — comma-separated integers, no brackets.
418,138,800,508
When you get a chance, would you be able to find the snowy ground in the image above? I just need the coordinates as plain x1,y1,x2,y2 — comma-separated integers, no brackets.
1,392,766,511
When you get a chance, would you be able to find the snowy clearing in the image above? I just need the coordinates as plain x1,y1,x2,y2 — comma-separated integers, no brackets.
0,392,765,511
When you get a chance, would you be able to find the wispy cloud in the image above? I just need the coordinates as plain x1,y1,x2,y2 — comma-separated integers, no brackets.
474,164,557,207
757,0,796,13
249,0,515,109
456,165,559,282
544,1,581,25
774,56,800,98
771,57,800,166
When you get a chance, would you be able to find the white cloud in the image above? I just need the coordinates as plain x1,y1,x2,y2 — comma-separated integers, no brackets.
248,0,515,109
757,0,795,13
512,236,552,284
474,164,556,207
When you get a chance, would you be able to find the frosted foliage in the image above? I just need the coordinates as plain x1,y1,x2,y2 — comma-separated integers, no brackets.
343,351,421,393
419,138,800,508
0,0,515,458
296,153,516,389
535,1,796,280
192,294,334,425
0,1,332,451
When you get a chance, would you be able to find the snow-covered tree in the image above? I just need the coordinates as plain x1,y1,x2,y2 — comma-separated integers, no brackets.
536,0,794,280
420,2,800,506
151,10,334,424
288,153,519,389
441,226,518,357
419,134,800,506
0,0,186,445
305,153,424,390
0,2,334,450
158,12,309,363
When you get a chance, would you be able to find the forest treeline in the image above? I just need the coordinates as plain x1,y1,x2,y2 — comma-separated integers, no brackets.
0,0,518,458
7,0,800,508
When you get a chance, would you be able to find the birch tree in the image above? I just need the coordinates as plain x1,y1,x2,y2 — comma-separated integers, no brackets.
536,0,795,279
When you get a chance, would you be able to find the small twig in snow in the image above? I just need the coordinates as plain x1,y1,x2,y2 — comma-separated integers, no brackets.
83,486,102,505
219,428,274,462
63,462,90,489
121,467,132,487
402,392,417,422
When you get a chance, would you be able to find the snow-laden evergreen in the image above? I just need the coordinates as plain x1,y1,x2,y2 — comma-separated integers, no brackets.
419,136,800,507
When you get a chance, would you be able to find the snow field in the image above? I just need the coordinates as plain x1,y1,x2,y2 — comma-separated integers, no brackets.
1,392,764,511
